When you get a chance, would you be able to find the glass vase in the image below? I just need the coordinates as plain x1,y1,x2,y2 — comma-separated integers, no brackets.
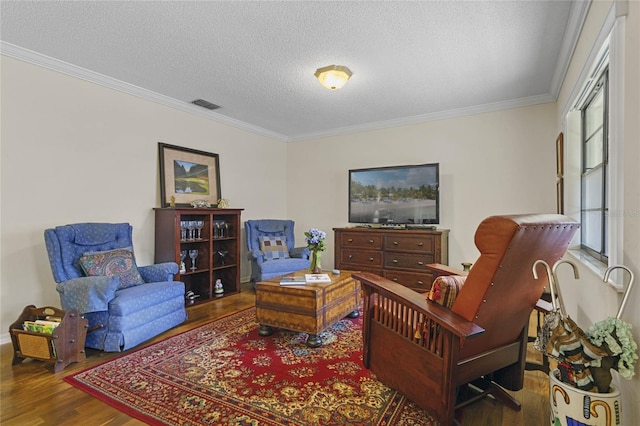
310,250,322,273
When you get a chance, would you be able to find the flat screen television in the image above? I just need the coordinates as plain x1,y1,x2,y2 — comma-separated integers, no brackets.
349,163,439,225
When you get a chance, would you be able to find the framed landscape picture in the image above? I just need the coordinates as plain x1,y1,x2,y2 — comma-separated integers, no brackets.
158,143,221,207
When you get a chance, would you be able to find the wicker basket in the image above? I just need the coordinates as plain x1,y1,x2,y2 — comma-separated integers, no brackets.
16,333,55,360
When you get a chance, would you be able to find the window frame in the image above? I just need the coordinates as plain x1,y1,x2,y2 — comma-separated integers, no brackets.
580,69,609,263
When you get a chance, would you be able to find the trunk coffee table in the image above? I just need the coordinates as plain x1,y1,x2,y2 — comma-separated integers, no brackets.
255,270,360,347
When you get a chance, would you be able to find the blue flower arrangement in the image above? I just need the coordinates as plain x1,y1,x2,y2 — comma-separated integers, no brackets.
304,228,326,252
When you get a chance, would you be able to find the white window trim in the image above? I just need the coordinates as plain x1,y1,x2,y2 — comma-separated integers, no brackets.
562,5,626,292
607,15,625,291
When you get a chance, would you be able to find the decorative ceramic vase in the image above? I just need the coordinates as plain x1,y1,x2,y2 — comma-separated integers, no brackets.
549,368,621,426
310,250,322,273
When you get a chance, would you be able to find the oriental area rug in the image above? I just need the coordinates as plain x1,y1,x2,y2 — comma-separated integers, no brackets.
65,308,436,425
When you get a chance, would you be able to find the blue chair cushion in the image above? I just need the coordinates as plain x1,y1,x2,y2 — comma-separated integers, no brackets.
109,281,185,317
259,257,311,275
71,223,120,245
79,248,144,289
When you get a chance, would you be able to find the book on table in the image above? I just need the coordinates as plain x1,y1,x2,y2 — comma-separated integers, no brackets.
279,276,307,285
305,273,332,283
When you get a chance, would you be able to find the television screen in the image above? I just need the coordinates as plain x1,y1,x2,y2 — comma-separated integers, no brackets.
349,163,439,225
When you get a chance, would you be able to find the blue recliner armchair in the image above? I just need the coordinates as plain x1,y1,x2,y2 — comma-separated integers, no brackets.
44,223,187,352
245,219,311,283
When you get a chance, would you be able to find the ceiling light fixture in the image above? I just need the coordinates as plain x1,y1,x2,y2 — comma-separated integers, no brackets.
314,65,353,90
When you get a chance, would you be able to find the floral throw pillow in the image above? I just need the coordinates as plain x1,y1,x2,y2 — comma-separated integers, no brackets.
79,248,145,289
258,235,290,260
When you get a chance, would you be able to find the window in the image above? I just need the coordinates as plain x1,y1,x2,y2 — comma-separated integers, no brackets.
563,9,625,290
580,70,609,262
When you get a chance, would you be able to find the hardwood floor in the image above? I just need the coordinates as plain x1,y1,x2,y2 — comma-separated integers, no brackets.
1,285,551,425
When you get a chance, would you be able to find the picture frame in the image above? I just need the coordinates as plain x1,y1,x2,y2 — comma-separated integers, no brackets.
557,177,564,214
158,143,221,207
555,132,564,214
556,132,564,177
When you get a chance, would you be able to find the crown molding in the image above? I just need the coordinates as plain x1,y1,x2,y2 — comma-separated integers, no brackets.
1,39,567,144
548,0,592,100
287,93,555,142
0,42,288,142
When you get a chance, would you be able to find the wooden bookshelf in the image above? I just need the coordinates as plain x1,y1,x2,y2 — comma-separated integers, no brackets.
154,208,244,306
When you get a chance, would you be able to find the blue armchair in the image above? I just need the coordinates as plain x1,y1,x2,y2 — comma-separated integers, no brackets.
245,219,311,283
44,223,187,352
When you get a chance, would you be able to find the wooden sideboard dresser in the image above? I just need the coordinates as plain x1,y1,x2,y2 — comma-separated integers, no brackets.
333,227,449,292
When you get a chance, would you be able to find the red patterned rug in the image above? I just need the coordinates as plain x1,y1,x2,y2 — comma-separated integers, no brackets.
65,308,436,425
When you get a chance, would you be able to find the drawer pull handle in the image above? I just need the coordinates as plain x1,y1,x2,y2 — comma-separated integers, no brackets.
348,255,353,259
393,278,398,282
369,239,374,244
417,261,424,266
417,281,424,285
392,259,398,263
348,238,353,242
393,241,399,245
369,257,374,262
418,242,424,246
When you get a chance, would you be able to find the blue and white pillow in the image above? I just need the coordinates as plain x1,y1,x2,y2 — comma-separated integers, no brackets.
259,235,290,260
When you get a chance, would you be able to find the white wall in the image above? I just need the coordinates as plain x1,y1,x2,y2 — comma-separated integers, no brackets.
1,54,560,341
287,103,559,270
0,56,288,339
554,1,640,423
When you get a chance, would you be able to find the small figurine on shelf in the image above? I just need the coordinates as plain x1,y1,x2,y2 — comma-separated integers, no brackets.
215,279,224,297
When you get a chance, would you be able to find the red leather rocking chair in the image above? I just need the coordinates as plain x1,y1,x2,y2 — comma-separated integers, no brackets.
354,214,579,425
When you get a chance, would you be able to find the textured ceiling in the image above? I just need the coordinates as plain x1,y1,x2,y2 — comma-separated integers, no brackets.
0,1,585,141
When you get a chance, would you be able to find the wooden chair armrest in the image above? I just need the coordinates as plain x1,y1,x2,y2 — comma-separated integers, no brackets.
427,263,469,278
353,272,484,340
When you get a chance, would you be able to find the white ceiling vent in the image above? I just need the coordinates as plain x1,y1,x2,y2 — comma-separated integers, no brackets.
191,99,221,110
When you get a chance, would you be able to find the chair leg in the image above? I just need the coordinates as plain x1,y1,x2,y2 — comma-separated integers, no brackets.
455,378,522,412
525,353,550,373
482,379,522,411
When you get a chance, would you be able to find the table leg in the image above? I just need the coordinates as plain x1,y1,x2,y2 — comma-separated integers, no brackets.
306,334,322,348
258,324,273,336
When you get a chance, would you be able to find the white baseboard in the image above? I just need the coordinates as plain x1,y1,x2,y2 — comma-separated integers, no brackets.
0,333,11,346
